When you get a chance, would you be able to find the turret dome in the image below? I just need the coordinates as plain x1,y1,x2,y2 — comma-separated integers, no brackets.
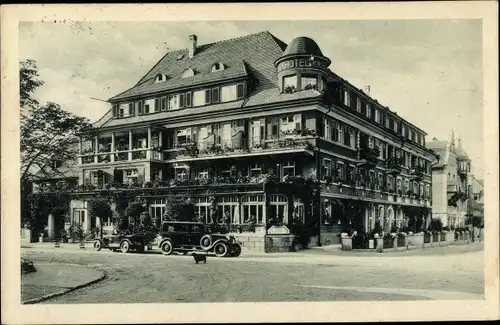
282,36,325,58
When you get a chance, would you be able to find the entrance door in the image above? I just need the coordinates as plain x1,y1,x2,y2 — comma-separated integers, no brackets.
114,169,124,184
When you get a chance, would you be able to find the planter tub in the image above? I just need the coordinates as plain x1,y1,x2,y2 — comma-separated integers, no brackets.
445,231,455,243
340,236,353,251
408,233,424,247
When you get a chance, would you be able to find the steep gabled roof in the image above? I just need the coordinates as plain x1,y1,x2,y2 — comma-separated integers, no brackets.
109,31,287,102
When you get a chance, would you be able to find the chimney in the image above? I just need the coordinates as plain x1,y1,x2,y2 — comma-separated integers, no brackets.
188,34,197,58
363,85,371,95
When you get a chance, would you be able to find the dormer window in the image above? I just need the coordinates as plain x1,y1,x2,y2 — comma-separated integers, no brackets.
211,62,225,72
181,68,195,78
154,74,167,83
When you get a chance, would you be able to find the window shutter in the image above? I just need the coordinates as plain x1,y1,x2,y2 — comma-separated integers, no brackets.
212,88,219,103
155,98,160,112
205,89,211,104
128,103,134,116
237,83,245,99
179,93,185,108
186,92,192,107
112,104,118,118
138,101,143,115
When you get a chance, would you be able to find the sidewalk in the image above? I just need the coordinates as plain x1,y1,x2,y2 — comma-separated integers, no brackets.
21,262,106,304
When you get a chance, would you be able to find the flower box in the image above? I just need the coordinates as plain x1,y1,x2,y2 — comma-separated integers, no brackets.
440,232,446,242
432,233,439,242
424,233,431,244
340,236,353,251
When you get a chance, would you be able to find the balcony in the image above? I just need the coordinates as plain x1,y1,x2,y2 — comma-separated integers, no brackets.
166,132,316,162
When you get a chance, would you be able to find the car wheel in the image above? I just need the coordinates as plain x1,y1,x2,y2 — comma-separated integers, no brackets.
120,240,130,253
231,243,242,257
214,242,229,257
200,235,213,250
93,240,102,251
161,240,173,255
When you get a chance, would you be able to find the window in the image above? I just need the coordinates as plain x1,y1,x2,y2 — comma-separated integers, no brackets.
343,126,352,147
324,119,331,140
192,90,204,107
337,162,345,180
366,104,372,118
155,74,166,83
181,68,194,78
211,62,224,72
217,196,239,224
221,85,237,102
269,194,288,224
150,199,166,223
118,104,126,117
283,161,295,177
73,209,86,225
332,120,339,142
374,109,380,123
249,164,262,177
322,159,331,180
143,99,154,114
343,90,351,107
356,98,362,113
337,122,344,143
237,83,245,99
283,75,297,90
211,88,220,103
301,75,317,90
387,175,393,192
154,98,160,112
124,169,138,184
193,197,211,223
205,89,212,105
377,173,383,190
242,195,265,224
168,95,179,110
185,92,192,107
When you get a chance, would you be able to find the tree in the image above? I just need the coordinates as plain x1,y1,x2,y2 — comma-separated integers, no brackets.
87,197,113,238
20,59,94,183
20,59,94,230
164,197,195,222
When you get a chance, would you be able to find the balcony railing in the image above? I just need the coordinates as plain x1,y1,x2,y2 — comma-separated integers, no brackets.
80,148,163,164
447,184,458,192
33,174,320,194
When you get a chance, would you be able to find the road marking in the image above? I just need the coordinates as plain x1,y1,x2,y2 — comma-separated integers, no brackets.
297,285,483,300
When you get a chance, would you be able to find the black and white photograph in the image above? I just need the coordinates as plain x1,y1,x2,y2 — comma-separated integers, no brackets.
1,2,498,324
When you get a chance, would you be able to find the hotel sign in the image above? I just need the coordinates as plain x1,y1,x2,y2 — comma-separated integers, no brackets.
277,57,329,73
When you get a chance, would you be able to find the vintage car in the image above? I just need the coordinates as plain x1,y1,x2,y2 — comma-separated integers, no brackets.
93,233,149,253
159,221,242,257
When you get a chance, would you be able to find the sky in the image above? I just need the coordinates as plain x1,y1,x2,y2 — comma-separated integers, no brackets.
19,20,484,177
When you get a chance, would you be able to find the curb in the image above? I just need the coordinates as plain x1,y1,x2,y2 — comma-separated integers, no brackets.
22,266,107,305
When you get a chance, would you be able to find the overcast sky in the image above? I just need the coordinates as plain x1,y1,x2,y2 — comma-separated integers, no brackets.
19,20,483,177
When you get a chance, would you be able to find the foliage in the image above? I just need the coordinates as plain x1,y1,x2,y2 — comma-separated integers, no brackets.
164,197,195,222
20,59,94,183
371,220,383,236
429,218,443,233
24,193,70,237
87,197,113,238
359,145,380,169
69,223,85,241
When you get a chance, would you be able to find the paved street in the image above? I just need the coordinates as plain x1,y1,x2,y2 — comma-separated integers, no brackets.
21,244,484,303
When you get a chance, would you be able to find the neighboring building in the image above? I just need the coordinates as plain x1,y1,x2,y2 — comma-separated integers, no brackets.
34,31,437,244
427,134,473,227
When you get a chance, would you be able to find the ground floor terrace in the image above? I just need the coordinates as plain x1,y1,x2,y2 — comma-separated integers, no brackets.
36,177,432,250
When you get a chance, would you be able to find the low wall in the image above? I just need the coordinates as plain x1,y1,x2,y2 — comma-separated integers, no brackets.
342,231,475,253
230,233,266,253
265,234,296,253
